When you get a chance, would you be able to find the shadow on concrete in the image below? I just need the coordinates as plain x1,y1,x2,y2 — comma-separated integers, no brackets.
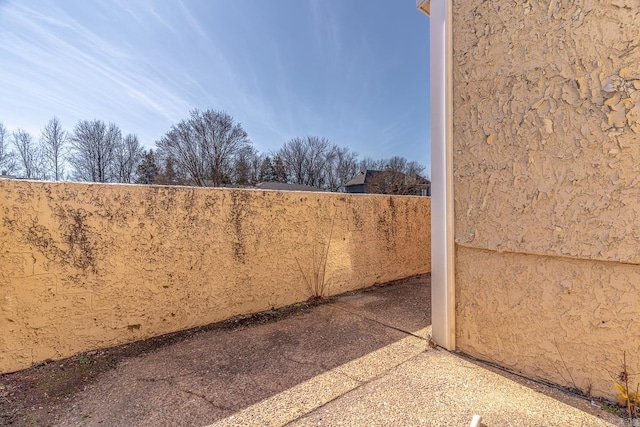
1,274,430,427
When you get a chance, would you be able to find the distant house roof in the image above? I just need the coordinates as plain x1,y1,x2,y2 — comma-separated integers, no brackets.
406,173,430,185
345,170,430,187
345,170,431,196
344,170,377,187
254,182,322,192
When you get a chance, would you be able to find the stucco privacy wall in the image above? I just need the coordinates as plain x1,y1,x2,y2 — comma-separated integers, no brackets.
0,180,430,373
452,1,640,398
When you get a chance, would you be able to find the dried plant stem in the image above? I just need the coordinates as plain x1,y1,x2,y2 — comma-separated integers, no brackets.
553,339,577,391
624,352,633,421
613,351,640,422
295,220,334,300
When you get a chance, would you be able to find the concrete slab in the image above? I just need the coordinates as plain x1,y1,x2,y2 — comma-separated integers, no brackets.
330,276,430,339
10,275,429,427
212,330,429,427
291,350,620,427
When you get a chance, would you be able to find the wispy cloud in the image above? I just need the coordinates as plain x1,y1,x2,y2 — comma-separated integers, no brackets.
0,0,430,168
309,0,342,68
0,1,197,140
177,0,209,41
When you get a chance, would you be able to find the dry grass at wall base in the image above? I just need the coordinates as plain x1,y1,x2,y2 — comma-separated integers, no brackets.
296,220,334,301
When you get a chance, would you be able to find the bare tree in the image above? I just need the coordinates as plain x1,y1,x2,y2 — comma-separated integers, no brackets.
115,133,143,183
158,120,206,185
277,136,332,188
12,129,44,179
365,156,429,195
40,117,67,180
157,109,251,187
358,157,386,172
0,122,17,175
275,136,360,191
231,146,261,186
324,146,359,192
405,160,426,177
249,151,263,185
386,155,408,173
303,136,331,188
69,120,121,182
276,137,307,185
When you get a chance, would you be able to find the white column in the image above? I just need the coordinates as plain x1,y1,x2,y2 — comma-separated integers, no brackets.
426,0,455,350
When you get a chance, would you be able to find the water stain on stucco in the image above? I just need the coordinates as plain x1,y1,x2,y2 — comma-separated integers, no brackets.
0,180,430,373
4,207,99,275
229,190,255,264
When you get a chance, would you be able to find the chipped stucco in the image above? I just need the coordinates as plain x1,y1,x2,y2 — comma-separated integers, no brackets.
456,246,640,398
452,0,640,398
0,180,430,373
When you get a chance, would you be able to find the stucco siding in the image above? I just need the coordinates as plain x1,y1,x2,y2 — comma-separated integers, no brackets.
452,0,640,398
457,246,640,397
0,180,430,373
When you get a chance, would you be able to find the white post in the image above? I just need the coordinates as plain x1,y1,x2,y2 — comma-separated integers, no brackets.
424,0,455,350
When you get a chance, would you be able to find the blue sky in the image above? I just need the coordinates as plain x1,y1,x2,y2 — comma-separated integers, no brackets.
0,0,431,175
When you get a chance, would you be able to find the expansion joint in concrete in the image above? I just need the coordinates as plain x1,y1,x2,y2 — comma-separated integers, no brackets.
328,303,427,341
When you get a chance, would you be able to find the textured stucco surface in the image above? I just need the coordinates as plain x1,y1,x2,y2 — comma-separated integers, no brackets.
457,246,640,398
0,179,430,373
453,1,640,261
452,1,640,398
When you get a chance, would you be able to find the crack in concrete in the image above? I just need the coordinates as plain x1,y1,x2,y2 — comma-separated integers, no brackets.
137,377,172,383
333,370,366,384
176,387,234,412
136,371,193,383
137,375,233,412
328,303,427,341
284,351,425,427
280,354,329,370
279,354,365,385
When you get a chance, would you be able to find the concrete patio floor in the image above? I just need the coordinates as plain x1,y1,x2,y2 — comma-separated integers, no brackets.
1,274,626,426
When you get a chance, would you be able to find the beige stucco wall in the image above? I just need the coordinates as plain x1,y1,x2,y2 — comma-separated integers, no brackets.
453,1,640,398
0,179,430,373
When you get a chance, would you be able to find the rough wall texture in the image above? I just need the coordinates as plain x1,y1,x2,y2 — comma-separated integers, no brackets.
453,0,640,398
456,246,640,398
0,180,430,373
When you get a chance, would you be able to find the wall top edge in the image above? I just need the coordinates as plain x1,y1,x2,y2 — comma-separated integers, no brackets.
0,178,432,199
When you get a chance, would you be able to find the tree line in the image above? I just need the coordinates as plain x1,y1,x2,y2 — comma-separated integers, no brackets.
0,109,427,193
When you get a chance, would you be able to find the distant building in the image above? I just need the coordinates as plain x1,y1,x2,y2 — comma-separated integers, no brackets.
344,170,374,194
344,170,430,196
